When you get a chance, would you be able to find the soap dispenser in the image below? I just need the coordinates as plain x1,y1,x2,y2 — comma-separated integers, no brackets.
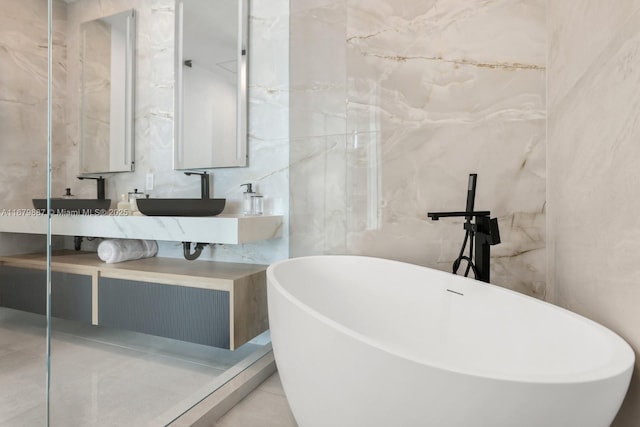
128,188,145,213
241,183,255,215
117,194,130,215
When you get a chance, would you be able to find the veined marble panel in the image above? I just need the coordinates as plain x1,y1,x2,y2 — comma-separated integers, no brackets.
345,0,545,133
547,2,640,109
290,134,348,256
347,0,545,65
290,1,347,139
0,0,67,256
548,3,640,424
290,0,546,296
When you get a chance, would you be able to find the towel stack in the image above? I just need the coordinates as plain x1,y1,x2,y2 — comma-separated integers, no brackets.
97,239,158,264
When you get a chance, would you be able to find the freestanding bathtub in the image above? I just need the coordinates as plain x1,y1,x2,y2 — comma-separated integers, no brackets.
267,256,634,427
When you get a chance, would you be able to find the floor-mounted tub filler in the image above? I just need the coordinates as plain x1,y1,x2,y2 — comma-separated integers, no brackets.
267,256,634,427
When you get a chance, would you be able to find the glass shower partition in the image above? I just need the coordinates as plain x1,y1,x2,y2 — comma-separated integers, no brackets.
0,0,54,425
41,0,281,425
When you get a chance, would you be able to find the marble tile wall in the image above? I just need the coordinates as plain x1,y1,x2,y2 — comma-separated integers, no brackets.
0,0,68,255
0,0,288,264
4,0,640,423
548,2,640,424
290,0,546,297
60,0,289,264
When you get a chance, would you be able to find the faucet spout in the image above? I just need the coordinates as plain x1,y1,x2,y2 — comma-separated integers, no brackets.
184,171,210,199
427,211,490,220
77,176,106,200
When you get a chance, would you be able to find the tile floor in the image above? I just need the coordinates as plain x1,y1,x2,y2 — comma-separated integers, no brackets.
0,307,267,426
214,371,297,427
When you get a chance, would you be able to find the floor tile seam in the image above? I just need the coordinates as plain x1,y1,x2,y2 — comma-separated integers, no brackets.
255,387,288,398
0,345,46,362
50,331,232,370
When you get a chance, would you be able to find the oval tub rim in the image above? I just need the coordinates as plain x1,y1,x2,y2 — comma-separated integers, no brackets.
267,255,635,385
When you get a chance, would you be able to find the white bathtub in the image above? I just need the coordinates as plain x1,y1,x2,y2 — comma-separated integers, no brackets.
267,256,634,427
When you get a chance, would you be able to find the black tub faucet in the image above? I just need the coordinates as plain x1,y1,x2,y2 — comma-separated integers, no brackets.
77,176,106,200
184,171,210,199
427,174,501,283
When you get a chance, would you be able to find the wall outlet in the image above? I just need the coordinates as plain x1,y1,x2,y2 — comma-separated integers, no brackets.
145,173,154,191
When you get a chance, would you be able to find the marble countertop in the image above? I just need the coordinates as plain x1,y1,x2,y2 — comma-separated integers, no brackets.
0,214,283,244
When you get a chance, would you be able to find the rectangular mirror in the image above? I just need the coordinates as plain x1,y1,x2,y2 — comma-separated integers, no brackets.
80,9,136,174
174,0,248,170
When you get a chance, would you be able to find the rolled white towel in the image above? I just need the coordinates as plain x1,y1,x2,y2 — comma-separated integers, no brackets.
97,239,158,264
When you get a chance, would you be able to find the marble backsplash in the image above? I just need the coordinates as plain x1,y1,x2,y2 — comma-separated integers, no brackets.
59,0,289,264
290,0,546,297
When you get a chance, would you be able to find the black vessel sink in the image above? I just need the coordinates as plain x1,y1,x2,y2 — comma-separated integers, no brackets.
32,198,111,214
136,198,226,217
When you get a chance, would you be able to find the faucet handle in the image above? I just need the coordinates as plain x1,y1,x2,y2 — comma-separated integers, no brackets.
488,217,501,245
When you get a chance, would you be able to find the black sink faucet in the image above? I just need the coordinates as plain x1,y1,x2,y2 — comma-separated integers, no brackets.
184,171,210,199
427,174,501,283
77,176,106,200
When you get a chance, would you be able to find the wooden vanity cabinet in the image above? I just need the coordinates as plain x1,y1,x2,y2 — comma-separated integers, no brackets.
0,251,268,350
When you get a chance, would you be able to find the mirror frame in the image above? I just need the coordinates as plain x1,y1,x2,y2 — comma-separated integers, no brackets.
173,0,249,170
79,9,136,174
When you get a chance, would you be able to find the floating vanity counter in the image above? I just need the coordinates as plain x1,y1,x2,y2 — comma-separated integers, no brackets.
0,214,283,244
0,251,268,350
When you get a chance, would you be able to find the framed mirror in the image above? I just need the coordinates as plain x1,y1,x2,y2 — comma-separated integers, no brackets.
174,0,248,170
79,9,136,174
